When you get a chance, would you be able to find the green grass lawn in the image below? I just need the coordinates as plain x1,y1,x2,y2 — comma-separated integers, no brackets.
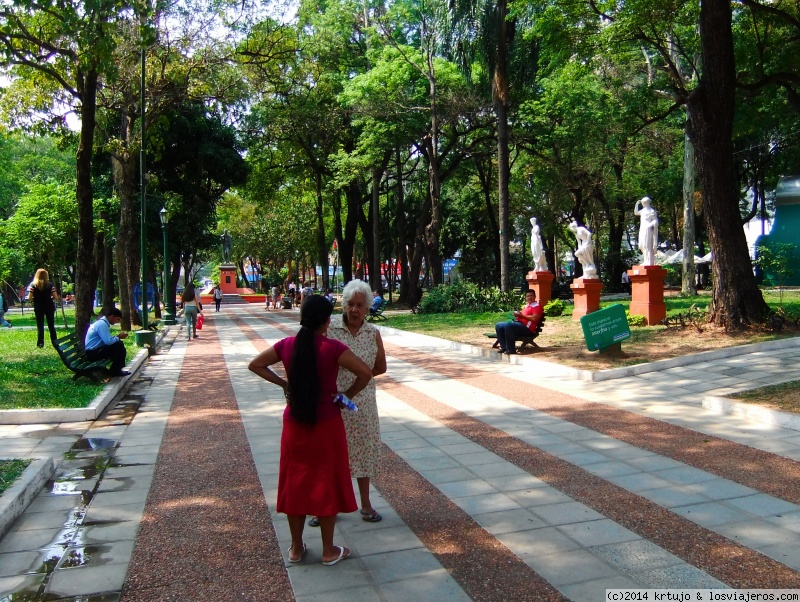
3,305,76,328
0,459,31,496
384,290,800,349
0,327,139,410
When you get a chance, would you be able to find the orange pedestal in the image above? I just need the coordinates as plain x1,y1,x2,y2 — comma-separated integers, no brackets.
526,271,555,306
628,265,667,325
571,278,603,320
219,265,238,294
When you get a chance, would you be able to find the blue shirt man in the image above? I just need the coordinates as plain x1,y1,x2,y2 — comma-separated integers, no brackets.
371,290,384,312
84,307,130,377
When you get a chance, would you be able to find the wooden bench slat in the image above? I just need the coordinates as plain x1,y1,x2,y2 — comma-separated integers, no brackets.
52,331,114,382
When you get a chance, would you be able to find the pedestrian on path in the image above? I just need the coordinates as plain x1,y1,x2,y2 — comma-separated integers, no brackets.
27,268,58,347
309,279,387,528
213,284,223,312
248,295,373,566
181,283,203,340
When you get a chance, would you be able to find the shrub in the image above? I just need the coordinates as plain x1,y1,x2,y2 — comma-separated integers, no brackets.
544,299,565,317
418,281,521,314
626,312,647,326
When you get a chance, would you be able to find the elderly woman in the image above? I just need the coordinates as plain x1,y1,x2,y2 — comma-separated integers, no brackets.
309,279,387,526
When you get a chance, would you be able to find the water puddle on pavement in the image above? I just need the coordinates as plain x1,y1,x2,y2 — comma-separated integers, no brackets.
2,372,156,600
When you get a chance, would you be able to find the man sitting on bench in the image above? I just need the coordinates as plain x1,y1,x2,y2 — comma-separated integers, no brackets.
84,307,130,377
494,289,543,355
370,289,384,315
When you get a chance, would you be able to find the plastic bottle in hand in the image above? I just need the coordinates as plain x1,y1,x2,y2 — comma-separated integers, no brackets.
335,393,358,412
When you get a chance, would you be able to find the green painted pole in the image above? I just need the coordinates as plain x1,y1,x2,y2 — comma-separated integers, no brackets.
140,45,148,330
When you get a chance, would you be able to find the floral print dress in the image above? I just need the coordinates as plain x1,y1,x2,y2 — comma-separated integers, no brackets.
328,315,382,478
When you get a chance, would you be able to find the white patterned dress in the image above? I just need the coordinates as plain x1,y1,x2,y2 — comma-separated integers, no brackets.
327,315,382,478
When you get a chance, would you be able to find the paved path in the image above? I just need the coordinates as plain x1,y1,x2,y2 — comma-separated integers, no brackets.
3,305,800,600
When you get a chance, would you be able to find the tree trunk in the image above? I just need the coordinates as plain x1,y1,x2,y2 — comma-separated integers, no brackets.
423,45,443,287
113,111,141,331
681,131,697,295
495,0,512,292
394,147,412,304
74,69,99,345
371,167,381,291
340,181,361,284
102,231,115,316
686,0,768,327
315,172,329,289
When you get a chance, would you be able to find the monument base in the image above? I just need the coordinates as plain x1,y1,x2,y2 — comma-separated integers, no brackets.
571,277,603,320
525,270,555,306
219,264,238,294
628,265,667,325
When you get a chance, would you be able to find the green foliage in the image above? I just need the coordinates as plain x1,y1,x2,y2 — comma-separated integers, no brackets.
418,281,521,314
626,312,647,327
0,459,31,496
662,265,681,287
756,244,796,291
3,181,78,272
544,299,565,317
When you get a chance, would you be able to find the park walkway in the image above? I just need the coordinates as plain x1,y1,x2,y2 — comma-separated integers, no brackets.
3,305,800,600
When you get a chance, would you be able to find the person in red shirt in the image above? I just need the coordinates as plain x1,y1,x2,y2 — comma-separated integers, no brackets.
494,289,543,354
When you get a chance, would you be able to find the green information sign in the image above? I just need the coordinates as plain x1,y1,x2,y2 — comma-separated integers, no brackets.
580,303,631,351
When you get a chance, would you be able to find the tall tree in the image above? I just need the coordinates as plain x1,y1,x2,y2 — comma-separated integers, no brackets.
0,0,124,340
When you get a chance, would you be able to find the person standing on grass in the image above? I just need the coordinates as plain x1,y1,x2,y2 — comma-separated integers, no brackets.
84,307,129,377
28,268,58,348
0,290,11,328
248,295,372,566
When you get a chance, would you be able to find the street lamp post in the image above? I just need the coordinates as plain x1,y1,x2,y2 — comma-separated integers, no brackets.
133,26,157,351
160,207,176,325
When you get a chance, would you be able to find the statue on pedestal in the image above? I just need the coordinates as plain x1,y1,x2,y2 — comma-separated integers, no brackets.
530,217,548,272
221,229,233,263
634,196,658,266
569,220,597,279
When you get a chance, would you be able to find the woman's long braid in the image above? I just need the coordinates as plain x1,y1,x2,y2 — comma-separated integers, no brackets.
287,295,333,425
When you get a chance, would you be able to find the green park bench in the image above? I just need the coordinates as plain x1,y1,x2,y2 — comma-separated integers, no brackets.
52,332,114,382
367,299,389,322
484,315,547,352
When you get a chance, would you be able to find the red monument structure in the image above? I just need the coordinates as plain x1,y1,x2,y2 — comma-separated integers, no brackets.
628,265,667,325
526,271,555,306
570,277,603,320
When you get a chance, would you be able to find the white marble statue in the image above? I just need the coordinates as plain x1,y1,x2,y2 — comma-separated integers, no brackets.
634,196,659,266
569,220,597,279
530,217,548,272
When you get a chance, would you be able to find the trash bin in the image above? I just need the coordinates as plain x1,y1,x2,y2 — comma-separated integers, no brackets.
281,296,293,309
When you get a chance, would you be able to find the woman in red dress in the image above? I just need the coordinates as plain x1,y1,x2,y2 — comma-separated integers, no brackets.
249,295,372,566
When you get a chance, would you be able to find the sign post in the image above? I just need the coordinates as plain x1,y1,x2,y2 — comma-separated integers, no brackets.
579,304,631,352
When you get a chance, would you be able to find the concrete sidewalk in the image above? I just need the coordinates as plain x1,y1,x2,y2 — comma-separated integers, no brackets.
2,306,800,600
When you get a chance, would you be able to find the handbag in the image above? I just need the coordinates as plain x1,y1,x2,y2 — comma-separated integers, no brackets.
196,314,204,330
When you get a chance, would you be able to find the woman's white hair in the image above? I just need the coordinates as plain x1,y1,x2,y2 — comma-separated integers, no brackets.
342,279,373,305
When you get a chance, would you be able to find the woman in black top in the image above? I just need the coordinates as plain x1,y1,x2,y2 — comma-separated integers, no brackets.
28,268,58,348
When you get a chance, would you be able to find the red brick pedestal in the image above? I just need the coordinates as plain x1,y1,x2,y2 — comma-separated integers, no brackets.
571,278,603,320
220,265,238,294
628,265,667,325
526,271,555,306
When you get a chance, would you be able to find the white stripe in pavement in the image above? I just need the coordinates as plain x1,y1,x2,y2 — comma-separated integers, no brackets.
376,388,727,596
383,354,800,573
